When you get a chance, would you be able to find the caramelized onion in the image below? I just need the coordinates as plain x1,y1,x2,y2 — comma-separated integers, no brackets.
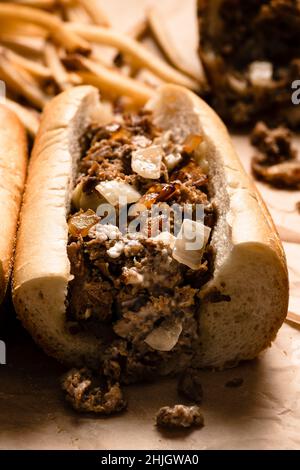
68,209,99,237
138,183,181,209
171,160,208,186
110,127,131,142
183,134,203,154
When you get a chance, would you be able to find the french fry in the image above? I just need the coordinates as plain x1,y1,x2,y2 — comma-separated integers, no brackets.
0,4,90,53
111,19,148,68
66,23,199,90
0,33,46,56
13,0,58,9
91,46,115,67
77,0,110,27
0,47,48,109
69,55,153,105
68,71,83,86
0,19,48,38
4,47,51,79
3,98,40,137
127,19,148,40
287,312,300,325
62,3,92,24
45,42,72,90
147,7,207,84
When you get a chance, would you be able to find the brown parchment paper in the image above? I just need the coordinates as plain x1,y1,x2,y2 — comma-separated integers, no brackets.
0,0,300,451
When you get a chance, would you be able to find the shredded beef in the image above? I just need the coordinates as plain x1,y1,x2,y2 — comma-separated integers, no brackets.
156,404,204,429
251,122,296,164
64,109,216,415
253,161,300,188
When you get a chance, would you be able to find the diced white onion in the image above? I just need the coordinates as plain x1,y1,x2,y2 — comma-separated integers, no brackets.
172,219,211,270
132,145,163,179
72,181,103,211
144,319,183,352
96,180,141,206
152,231,176,247
249,61,273,87
165,153,182,170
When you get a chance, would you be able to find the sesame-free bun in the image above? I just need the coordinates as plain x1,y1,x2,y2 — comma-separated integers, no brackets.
13,85,288,368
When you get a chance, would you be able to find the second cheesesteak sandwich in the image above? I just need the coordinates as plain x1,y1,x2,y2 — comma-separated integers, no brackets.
13,85,288,413
198,0,300,127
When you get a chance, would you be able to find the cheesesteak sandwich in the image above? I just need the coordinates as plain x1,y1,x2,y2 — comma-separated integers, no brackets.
13,85,288,414
199,0,300,127
0,105,27,304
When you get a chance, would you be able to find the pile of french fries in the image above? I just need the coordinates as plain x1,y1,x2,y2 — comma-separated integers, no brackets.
0,0,202,137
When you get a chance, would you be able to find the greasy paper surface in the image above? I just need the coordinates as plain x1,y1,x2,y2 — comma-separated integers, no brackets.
0,0,300,451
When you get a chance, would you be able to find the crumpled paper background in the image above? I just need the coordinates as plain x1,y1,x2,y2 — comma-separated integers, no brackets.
0,0,299,451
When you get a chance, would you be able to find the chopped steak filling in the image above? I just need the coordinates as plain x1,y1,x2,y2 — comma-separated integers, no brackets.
199,0,300,127
156,404,204,429
63,110,216,414
251,121,300,188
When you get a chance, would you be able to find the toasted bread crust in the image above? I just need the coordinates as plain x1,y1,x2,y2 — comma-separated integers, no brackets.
13,86,105,366
0,105,27,302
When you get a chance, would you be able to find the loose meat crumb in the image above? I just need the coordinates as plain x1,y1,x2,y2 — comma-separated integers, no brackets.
177,369,203,404
61,368,127,415
251,122,300,189
156,404,204,429
251,122,296,165
253,161,300,189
